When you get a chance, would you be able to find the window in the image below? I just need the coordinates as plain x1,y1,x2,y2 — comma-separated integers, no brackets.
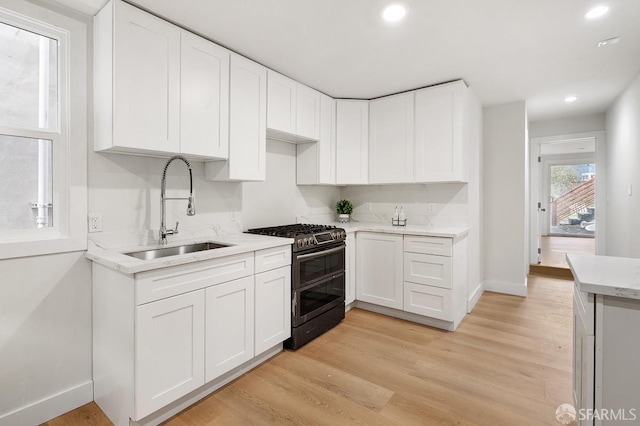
0,3,87,259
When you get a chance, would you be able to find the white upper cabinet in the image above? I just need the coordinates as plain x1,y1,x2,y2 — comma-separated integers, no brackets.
180,31,230,159
205,54,267,181
267,71,297,135
369,92,415,184
296,93,336,185
336,100,369,185
414,80,467,183
95,0,180,155
267,71,320,142
94,0,230,159
296,84,321,140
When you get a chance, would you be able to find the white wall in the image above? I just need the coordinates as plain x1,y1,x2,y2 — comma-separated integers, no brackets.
483,101,528,296
341,183,469,226
243,140,340,229
529,113,606,139
88,139,339,245
0,3,92,425
605,72,640,257
0,252,92,426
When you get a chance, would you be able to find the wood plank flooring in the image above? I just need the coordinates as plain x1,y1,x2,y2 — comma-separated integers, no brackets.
539,236,594,268
530,236,595,279
43,275,574,426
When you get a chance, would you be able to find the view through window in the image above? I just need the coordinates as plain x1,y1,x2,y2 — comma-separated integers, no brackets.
0,21,58,231
549,163,596,237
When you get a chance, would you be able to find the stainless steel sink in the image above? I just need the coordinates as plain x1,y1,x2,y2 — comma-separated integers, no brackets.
125,242,230,260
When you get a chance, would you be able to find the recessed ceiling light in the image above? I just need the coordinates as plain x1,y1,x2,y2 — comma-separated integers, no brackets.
565,95,578,103
597,36,621,47
382,4,407,22
585,5,609,20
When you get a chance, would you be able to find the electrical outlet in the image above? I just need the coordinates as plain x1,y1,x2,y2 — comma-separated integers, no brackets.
365,202,372,212
230,210,237,222
88,213,102,233
427,203,436,213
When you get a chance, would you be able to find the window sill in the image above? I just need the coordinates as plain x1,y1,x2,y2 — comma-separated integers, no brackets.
0,235,87,260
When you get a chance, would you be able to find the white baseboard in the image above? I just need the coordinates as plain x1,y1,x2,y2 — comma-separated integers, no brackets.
0,380,93,426
483,279,527,297
468,284,484,312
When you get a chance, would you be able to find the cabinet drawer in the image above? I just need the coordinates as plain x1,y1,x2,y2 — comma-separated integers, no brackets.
404,252,452,289
136,253,254,304
404,282,452,321
255,245,291,274
404,235,452,256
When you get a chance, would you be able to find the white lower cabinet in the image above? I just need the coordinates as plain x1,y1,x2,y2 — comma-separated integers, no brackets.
573,288,594,425
356,232,404,309
135,290,205,420
345,233,356,306
205,276,255,381
353,231,468,331
403,235,466,328
572,285,640,426
255,266,291,354
403,282,452,321
92,245,291,425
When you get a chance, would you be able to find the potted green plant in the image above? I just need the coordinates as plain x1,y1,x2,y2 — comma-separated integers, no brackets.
335,199,353,223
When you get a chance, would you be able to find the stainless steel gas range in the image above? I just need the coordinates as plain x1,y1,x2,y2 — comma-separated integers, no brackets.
246,224,346,349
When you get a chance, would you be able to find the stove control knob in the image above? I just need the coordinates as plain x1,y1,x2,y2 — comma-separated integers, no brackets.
305,238,312,246
342,231,347,239
297,240,304,249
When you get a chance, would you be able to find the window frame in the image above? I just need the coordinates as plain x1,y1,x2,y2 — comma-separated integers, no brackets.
0,1,87,259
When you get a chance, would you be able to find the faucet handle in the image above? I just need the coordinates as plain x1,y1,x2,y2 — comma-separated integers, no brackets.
174,221,179,234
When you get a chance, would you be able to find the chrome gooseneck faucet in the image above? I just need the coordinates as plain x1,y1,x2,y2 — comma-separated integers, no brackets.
160,155,196,245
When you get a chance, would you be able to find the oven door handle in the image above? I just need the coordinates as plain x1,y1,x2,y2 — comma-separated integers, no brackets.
296,245,344,260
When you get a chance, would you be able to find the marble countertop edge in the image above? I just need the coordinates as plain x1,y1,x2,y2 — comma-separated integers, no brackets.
325,221,470,239
86,233,294,275
567,254,640,300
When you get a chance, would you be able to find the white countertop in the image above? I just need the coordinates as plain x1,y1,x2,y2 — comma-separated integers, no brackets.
86,233,293,275
566,254,640,300
326,221,469,239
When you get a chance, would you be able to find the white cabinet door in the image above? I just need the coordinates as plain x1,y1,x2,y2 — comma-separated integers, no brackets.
267,71,297,135
318,94,337,184
345,233,356,305
336,100,369,185
573,291,594,425
255,266,291,355
404,252,452,289
414,80,466,183
205,276,255,381
112,0,180,154
369,92,414,184
356,232,403,309
296,94,336,185
205,54,266,181
180,31,229,159
404,282,452,321
296,84,321,141
135,290,205,420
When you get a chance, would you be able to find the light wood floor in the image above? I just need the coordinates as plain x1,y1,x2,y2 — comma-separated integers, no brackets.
539,235,595,268
43,275,574,426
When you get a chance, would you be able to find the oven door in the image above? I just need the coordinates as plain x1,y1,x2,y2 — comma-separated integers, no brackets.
293,243,345,288
292,273,345,327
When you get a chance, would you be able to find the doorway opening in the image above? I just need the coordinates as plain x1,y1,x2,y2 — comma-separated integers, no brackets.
529,132,605,273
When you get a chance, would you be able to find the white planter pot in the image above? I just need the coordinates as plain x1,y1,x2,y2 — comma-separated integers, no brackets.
338,214,350,223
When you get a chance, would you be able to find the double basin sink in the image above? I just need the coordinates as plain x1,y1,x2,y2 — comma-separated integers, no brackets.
125,242,230,260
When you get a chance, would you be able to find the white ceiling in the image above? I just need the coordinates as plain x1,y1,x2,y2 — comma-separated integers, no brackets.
49,0,640,122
